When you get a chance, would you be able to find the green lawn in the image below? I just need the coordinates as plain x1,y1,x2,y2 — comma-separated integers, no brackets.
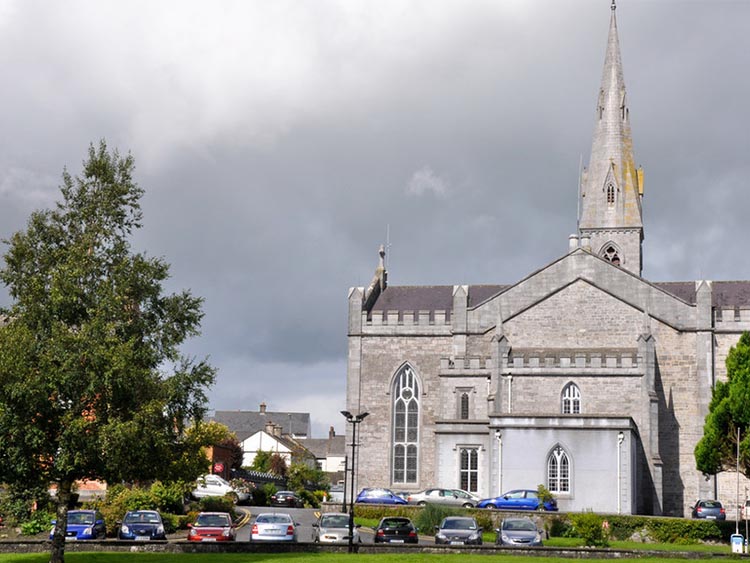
0,555,733,563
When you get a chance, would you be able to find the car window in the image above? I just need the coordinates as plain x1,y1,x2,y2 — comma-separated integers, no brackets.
526,491,538,499
701,501,721,508
507,491,524,499
257,515,291,524
321,515,349,527
382,518,410,528
454,490,469,498
69,513,95,525
125,512,160,524
503,519,536,531
443,518,476,530
196,514,230,527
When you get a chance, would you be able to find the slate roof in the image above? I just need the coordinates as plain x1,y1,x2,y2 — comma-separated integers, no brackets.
210,410,311,442
367,280,750,312
304,435,346,459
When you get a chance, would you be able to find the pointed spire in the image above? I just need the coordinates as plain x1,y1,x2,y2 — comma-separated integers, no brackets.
578,2,644,276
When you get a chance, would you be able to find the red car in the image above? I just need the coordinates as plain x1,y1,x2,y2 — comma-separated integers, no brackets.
187,512,236,542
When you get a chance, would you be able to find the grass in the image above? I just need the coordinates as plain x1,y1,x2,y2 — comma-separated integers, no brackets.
0,555,734,563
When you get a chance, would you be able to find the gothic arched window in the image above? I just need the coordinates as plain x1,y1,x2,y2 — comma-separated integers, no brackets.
561,383,581,414
393,365,420,484
601,245,621,266
547,446,570,493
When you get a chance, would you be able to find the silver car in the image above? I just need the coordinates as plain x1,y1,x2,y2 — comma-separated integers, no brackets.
407,488,479,508
251,512,297,542
313,512,361,544
495,517,543,547
434,516,483,545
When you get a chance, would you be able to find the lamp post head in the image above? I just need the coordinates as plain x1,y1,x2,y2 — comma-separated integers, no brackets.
355,412,370,423
340,410,353,421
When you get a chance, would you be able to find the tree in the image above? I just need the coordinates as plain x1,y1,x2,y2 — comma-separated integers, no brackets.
269,453,288,478
250,450,272,473
695,331,750,477
0,141,215,563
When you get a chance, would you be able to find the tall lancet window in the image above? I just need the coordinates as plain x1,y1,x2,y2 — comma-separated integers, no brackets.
561,382,581,414
547,446,570,493
393,365,420,484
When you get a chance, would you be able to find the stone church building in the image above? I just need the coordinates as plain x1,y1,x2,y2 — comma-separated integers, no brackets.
345,3,750,516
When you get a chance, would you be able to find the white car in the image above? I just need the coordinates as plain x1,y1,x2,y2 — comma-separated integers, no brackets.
313,512,361,544
251,512,297,542
192,474,249,503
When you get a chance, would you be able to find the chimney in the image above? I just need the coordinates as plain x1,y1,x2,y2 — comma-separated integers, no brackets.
580,235,591,252
273,424,282,438
259,402,267,414
568,234,579,252
329,426,335,439
265,420,275,435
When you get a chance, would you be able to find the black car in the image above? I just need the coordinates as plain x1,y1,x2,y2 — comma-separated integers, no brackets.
118,510,167,540
374,517,418,544
691,499,726,520
270,490,304,508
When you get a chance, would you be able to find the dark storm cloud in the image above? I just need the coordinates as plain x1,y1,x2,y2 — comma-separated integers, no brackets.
1,0,748,434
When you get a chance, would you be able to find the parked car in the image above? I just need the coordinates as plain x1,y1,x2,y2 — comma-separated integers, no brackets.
49,510,106,540
117,510,166,541
408,488,479,508
187,512,236,542
355,487,408,505
496,517,544,546
691,499,726,520
270,490,304,508
313,512,360,544
374,516,419,544
191,474,248,503
434,516,483,545
477,489,557,511
251,512,298,542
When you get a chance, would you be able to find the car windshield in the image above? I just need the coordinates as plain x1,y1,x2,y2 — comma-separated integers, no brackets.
442,518,476,530
701,501,721,508
256,515,292,524
195,514,230,527
503,519,536,531
68,513,95,525
321,515,349,528
124,512,160,524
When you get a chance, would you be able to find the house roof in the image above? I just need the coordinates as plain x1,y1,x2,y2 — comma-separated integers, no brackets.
210,409,311,440
304,436,346,459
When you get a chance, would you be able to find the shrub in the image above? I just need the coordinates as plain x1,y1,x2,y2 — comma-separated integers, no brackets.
198,495,235,513
296,489,320,509
149,481,189,514
20,510,54,536
570,510,608,547
537,484,554,504
413,503,458,534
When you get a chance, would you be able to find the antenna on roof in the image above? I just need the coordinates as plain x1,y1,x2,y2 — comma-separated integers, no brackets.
384,224,392,271
577,154,583,235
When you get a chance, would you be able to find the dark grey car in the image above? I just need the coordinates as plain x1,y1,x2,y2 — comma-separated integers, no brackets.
496,517,543,547
434,516,482,545
691,499,726,520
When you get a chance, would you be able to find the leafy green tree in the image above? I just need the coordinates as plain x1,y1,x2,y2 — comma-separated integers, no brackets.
287,462,329,492
269,453,288,478
250,450,272,473
0,141,215,563
695,331,750,476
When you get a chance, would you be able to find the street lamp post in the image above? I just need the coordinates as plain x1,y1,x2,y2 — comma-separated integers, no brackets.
341,410,369,554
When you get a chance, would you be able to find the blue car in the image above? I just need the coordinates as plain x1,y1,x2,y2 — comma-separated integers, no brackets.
477,489,558,511
355,487,408,505
118,510,167,540
49,510,106,540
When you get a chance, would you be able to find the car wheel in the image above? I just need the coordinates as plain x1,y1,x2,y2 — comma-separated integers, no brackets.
462,502,473,508
418,501,427,506
485,504,497,510
228,492,239,504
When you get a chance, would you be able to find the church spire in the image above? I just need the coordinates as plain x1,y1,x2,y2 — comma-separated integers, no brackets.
579,1,644,276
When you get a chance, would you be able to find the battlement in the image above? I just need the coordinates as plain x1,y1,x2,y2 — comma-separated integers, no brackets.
505,349,640,372
364,309,451,326
714,307,750,329
439,357,492,371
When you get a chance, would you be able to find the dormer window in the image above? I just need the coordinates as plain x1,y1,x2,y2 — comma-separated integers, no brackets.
606,182,615,206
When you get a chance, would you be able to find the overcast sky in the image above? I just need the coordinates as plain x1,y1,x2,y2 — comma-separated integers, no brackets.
1,0,748,437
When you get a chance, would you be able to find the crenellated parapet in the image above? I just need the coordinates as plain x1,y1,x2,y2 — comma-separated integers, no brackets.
714,307,750,332
503,348,641,375
439,356,492,376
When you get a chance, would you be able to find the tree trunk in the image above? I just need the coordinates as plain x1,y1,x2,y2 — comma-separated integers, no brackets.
49,478,72,563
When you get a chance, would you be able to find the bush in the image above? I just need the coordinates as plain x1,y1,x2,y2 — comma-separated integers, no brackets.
149,481,189,514
20,510,54,536
570,510,608,547
198,495,235,513
413,503,458,534
296,489,320,509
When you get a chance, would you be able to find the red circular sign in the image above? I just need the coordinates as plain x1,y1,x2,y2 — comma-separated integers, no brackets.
213,463,224,473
